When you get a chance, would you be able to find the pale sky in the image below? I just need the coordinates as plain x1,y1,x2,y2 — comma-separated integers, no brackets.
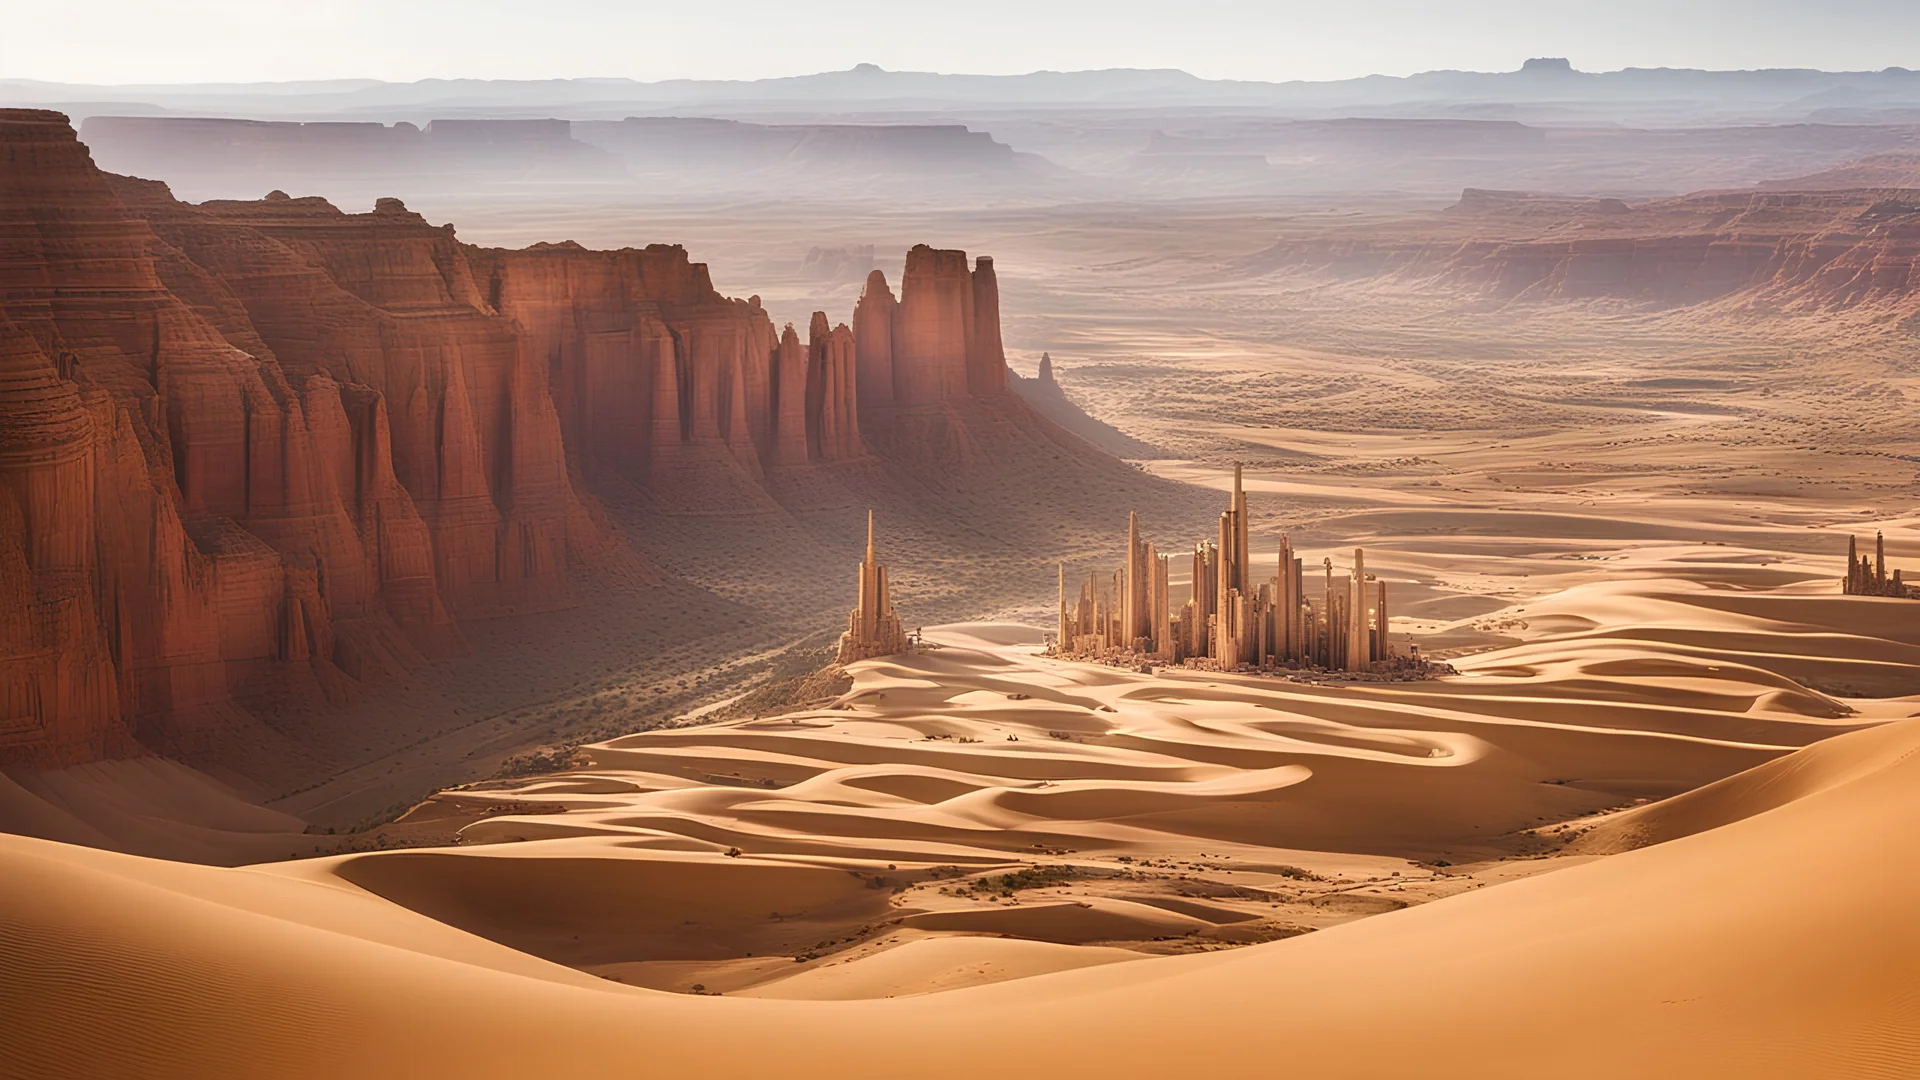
8,0,1919,85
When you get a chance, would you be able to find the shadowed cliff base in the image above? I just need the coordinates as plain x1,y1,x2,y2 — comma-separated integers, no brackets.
0,108,1210,840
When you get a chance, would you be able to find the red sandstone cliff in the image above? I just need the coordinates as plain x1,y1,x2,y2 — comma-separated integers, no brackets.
0,109,635,768
0,110,1072,774
466,243,875,478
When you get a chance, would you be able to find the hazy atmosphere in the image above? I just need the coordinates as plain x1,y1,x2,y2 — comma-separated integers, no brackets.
4,3,1920,1077
14,0,1920,82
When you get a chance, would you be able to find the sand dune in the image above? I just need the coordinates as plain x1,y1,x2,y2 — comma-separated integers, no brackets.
4,711,1917,1077
6,559,1920,1077
0,758,308,866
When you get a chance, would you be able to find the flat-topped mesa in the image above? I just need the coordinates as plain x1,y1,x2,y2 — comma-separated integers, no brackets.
474,240,1015,477
893,245,973,404
859,245,1011,409
472,240,743,473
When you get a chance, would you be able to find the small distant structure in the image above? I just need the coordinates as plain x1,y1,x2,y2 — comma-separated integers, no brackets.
1050,464,1431,677
837,510,910,662
1844,532,1918,598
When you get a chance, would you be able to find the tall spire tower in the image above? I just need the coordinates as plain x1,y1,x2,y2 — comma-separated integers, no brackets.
838,509,908,663
1058,561,1069,650
1233,463,1248,595
1125,510,1150,644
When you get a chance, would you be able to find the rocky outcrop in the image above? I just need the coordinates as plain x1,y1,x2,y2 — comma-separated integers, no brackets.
115,185,594,622
853,270,897,408
0,110,323,765
78,116,627,202
853,245,1011,408
771,322,811,466
467,242,870,476
891,245,975,404
0,312,134,766
0,110,1046,772
968,256,1009,396
1242,187,1920,316
1008,352,1168,461
809,313,862,463
0,109,625,768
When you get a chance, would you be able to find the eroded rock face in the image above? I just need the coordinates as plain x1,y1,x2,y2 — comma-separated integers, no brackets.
0,109,594,767
968,256,1009,397
892,244,974,405
120,185,584,621
850,246,1011,412
473,240,908,474
0,110,1023,769
0,311,132,766
853,270,897,408
810,315,862,463
1252,188,1920,312
0,109,342,765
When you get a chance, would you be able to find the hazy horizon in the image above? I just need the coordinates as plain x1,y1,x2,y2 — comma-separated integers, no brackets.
14,0,1920,86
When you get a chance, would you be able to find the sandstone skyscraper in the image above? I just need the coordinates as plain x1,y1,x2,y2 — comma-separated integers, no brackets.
1056,468,1397,674
837,511,908,664
1844,532,1917,598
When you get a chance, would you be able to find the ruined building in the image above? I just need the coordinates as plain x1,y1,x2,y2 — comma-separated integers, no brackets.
1844,532,1918,598
837,511,909,663
1056,466,1394,673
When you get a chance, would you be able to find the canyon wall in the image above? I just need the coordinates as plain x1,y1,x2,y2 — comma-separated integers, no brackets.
0,109,461,768
0,111,1030,771
1245,188,1920,315
78,116,627,202
465,241,877,480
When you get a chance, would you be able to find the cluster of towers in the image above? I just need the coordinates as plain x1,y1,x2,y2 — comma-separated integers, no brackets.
1844,532,1916,598
1054,467,1398,674
837,511,910,663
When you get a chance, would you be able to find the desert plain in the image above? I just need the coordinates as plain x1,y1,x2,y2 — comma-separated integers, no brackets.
5,83,1920,1077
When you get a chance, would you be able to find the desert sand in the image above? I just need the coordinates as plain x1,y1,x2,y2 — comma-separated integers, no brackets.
8,96,1920,1078
5,579,1920,1076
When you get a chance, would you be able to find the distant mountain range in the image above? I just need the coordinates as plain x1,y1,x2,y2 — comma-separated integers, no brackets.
10,62,1920,125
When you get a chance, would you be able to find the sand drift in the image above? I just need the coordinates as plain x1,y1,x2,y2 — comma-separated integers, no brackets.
6,572,1919,1076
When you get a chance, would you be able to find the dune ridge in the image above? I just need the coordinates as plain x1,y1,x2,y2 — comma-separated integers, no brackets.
4,706,1918,1077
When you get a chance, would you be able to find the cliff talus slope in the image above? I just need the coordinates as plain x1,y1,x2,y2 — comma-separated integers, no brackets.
0,110,1190,796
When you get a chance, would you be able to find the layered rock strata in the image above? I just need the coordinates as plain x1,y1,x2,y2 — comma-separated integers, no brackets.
0,111,1040,771
467,245,871,477
0,110,616,767
1245,188,1920,313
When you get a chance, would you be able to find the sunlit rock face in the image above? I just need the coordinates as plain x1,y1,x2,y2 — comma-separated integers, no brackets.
0,109,1040,768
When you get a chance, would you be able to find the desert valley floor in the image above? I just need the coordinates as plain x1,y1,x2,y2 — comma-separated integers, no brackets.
6,185,1920,1076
